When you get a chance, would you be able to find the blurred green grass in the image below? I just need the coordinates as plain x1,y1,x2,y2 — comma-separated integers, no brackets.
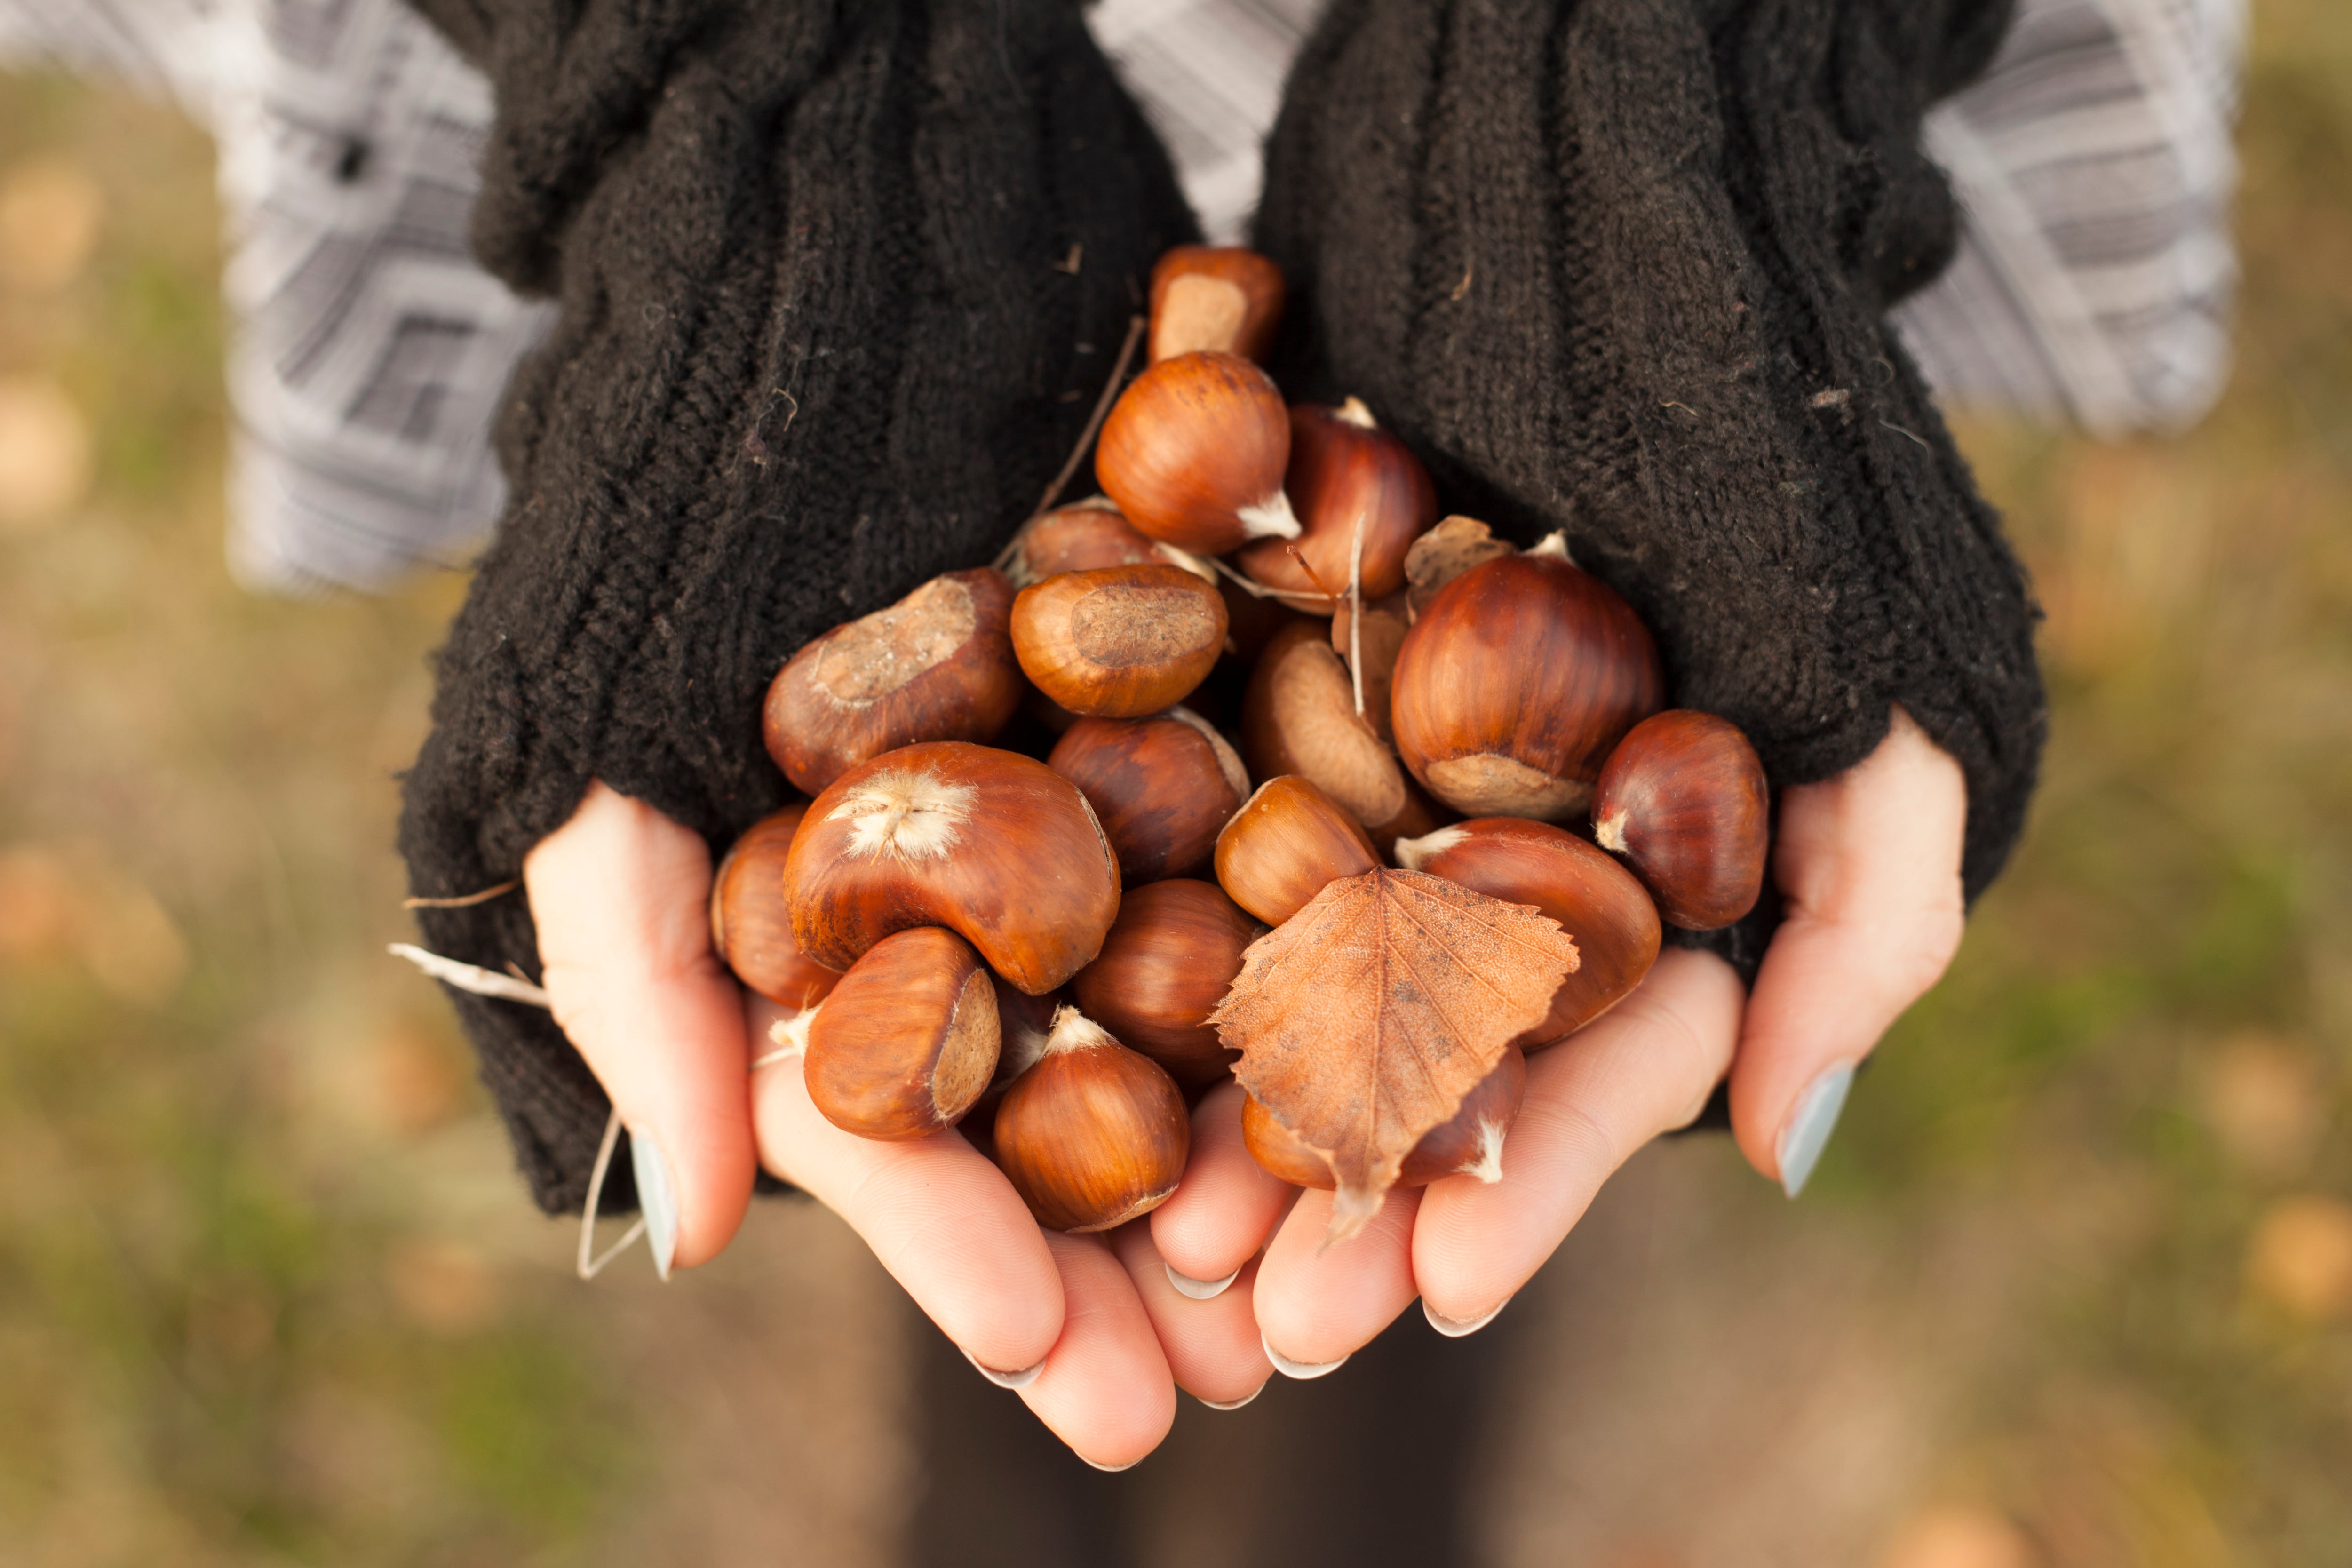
0,2,2346,1563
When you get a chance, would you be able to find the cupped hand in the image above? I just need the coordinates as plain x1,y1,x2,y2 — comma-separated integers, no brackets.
1150,705,1969,1369
526,781,1272,1467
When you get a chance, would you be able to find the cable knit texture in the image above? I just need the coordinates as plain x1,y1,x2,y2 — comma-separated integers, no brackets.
400,0,2044,1210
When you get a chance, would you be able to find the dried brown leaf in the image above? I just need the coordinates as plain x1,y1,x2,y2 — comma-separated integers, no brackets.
1210,868,1577,1244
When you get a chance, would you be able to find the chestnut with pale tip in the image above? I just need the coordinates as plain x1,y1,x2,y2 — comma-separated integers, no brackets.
1097,352,1301,555
1011,562,1230,720
1241,619,1444,853
1393,817,1661,1048
1070,878,1261,1090
1048,708,1248,883
763,568,1023,795
1594,709,1770,930
1147,245,1285,364
989,1006,1192,1232
710,803,845,1011
1390,533,1663,822
1236,399,1435,612
1211,775,1379,928
784,740,1120,994
1240,1047,1527,1189
803,926,1000,1140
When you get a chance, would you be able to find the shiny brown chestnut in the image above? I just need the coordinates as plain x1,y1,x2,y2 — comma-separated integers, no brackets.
1047,707,1248,883
763,568,1023,796
1069,878,1261,1090
710,803,845,1011
1097,352,1302,555
1212,774,1380,928
1001,498,1162,586
1390,533,1664,822
784,741,1120,993
1242,1048,1527,1189
803,927,1000,1140
1593,710,1770,930
1148,245,1286,364
1241,619,1443,854
1393,817,1661,1047
1010,562,1229,719
991,1007,1192,1232
1236,400,1436,612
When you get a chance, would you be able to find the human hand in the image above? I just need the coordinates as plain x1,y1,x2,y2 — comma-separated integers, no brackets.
1148,706,1969,1369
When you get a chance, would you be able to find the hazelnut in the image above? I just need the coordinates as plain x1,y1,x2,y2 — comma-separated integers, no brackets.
991,1007,1192,1232
1148,245,1286,363
1593,710,1770,930
1236,399,1435,612
1390,533,1663,822
1069,878,1262,1090
1393,817,1660,1047
1097,351,1302,555
1010,562,1229,719
710,803,846,1010
784,741,1120,993
1211,775,1379,927
763,568,1024,796
803,926,1000,1140
1047,707,1249,883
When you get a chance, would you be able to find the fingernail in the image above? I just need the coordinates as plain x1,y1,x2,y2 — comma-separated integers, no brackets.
1084,1456,1141,1472
1199,1384,1266,1411
630,1129,680,1281
1777,1059,1858,1199
1423,1295,1511,1337
1261,1332,1348,1380
961,1345,1045,1390
1165,1263,1240,1300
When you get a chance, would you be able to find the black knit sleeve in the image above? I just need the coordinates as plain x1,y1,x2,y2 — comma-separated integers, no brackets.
1255,0,2045,976
396,0,1195,1213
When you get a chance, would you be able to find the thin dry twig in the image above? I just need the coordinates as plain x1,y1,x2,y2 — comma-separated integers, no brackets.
576,1106,649,1281
388,943,551,1008
1346,516,1366,717
1285,544,1343,613
402,880,519,910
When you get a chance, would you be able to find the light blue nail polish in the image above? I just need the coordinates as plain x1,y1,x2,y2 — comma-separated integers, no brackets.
631,1129,680,1280
1777,1060,1857,1199
1165,1263,1240,1300
1423,1295,1510,1338
961,1346,1044,1389
1261,1332,1349,1380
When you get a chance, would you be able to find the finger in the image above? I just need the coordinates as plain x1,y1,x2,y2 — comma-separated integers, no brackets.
1413,946,1743,1329
1149,1081,1293,1294
1017,1231,1178,1470
1253,1184,1421,1375
749,994,1065,1376
1109,1222,1274,1409
524,780,756,1275
1733,706,1969,1193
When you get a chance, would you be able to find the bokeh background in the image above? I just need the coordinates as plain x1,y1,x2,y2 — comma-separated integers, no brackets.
0,1,2345,1563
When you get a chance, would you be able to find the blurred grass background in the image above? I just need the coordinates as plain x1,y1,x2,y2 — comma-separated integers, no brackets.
0,0,2344,1563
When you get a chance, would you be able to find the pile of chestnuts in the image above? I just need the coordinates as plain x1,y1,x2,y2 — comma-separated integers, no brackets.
716,245,1771,1241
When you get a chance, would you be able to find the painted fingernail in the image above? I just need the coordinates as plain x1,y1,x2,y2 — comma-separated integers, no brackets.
630,1129,680,1281
960,1346,1045,1390
1199,1384,1266,1411
1777,1059,1858,1199
1165,1263,1240,1300
1261,1332,1348,1380
1423,1295,1511,1338
1084,1456,1141,1472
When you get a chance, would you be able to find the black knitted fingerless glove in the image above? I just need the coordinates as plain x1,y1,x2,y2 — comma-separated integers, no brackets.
397,0,1195,1213
1255,0,2045,975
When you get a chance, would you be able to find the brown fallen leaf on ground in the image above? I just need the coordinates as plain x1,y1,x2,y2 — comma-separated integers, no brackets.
1212,867,1577,1244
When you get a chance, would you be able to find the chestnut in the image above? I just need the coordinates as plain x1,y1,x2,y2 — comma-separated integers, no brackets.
1393,817,1661,1047
710,803,845,1011
1069,878,1261,1091
1390,533,1664,822
763,568,1024,796
1212,775,1379,928
1010,562,1229,719
1593,710,1770,930
1147,245,1285,364
1001,497,1161,586
1240,619,1442,853
1096,352,1302,555
784,740,1120,993
1236,400,1436,612
991,1006,1192,1232
1047,707,1248,883
1241,1048,1527,1189
959,983,1065,1158
803,926,1000,1140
